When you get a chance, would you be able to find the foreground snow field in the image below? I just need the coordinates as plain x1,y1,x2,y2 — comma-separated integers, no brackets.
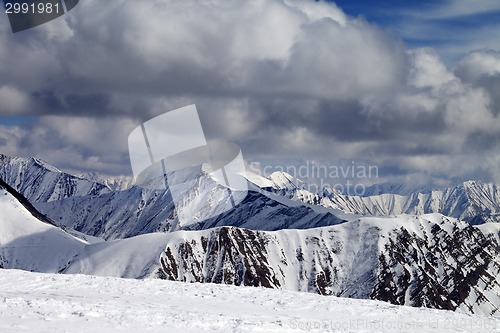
0,270,498,333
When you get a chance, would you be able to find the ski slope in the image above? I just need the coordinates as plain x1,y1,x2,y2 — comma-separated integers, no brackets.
0,269,498,333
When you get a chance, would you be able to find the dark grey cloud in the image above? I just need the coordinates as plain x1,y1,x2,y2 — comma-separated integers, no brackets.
475,74,500,117
464,131,500,151
240,97,447,143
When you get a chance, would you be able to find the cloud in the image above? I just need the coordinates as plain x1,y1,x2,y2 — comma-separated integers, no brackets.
0,125,27,156
0,0,405,111
422,0,500,19
0,0,499,187
455,49,500,82
408,48,457,88
0,116,138,175
0,86,30,114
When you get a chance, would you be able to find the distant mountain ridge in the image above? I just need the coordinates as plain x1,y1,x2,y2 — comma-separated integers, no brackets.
247,172,500,224
75,171,134,192
33,171,346,240
0,154,110,202
1,154,499,243
362,182,434,196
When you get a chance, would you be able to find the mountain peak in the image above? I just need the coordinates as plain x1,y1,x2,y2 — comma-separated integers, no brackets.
0,154,111,203
30,157,62,173
268,171,303,190
462,179,485,187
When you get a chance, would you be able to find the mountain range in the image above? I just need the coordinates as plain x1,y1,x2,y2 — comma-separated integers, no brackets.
2,154,499,238
0,153,499,317
248,170,500,225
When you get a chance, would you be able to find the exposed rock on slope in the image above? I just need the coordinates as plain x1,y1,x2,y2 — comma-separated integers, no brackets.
159,214,500,316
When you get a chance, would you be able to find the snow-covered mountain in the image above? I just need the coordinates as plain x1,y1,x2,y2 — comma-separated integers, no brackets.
0,154,110,202
33,172,346,240
362,182,434,196
158,214,500,316
76,171,134,191
0,154,346,239
328,180,500,224
1,155,345,239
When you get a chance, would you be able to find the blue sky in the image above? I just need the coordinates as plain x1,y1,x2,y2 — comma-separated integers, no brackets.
0,115,36,126
333,0,500,64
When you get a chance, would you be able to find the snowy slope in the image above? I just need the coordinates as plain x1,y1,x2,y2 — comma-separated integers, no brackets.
0,183,170,278
0,187,87,272
62,233,172,279
0,269,498,333
1,155,499,318
34,185,177,239
0,154,110,202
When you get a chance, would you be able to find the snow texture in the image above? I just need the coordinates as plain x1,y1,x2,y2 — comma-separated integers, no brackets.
0,269,498,333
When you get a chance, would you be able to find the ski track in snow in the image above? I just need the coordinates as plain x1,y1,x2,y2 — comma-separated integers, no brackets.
0,270,499,333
